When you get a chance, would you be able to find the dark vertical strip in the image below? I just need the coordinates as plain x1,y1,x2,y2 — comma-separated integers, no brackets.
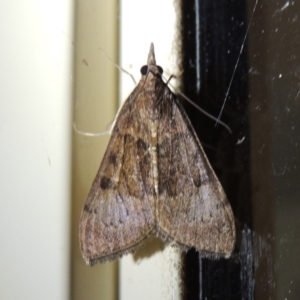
181,0,252,299
181,0,300,298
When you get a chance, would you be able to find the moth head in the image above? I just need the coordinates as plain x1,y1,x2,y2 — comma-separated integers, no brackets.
139,43,164,79
140,65,163,77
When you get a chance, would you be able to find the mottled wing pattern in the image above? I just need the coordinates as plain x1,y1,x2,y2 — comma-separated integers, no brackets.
156,92,236,258
79,88,156,265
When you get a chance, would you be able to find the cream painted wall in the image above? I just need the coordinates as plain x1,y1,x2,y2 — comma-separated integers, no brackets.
0,1,73,299
72,1,118,300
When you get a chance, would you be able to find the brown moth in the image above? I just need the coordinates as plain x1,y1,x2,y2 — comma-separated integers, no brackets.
79,43,236,266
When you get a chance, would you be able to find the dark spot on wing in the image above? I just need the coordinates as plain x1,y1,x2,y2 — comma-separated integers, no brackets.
109,152,117,166
193,175,201,187
136,138,148,152
100,177,112,189
84,204,90,212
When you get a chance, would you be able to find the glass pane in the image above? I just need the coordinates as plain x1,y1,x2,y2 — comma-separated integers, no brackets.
181,0,300,299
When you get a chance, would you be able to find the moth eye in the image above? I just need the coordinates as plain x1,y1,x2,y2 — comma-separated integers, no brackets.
140,65,148,75
157,66,163,74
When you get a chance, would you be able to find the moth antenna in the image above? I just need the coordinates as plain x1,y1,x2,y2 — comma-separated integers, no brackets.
166,79,232,134
74,47,139,138
99,47,137,85
73,98,127,138
73,122,110,137
165,75,176,85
